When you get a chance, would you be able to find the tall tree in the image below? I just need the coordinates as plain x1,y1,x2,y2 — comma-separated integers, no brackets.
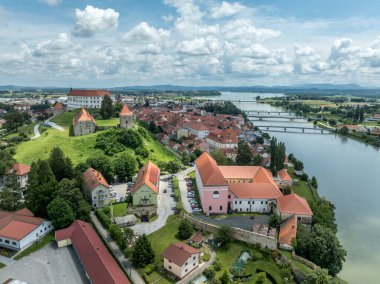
47,197,75,229
211,150,234,165
236,141,253,165
48,147,74,181
131,234,155,268
217,226,234,248
25,160,58,217
177,219,193,239
0,150,15,175
0,173,22,211
86,155,114,183
113,152,138,182
100,95,113,119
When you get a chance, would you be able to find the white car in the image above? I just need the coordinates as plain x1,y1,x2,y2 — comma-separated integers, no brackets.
193,208,202,212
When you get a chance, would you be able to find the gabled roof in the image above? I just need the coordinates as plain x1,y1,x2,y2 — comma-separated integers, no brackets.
119,104,133,116
195,153,227,187
207,129,239,144
73,108,96,125
132,161,160,193
279,215,297,246
55,220,130,284
53,102,64,110
68,89,111,97
5,163,31,176
162,243,200,266
0,209,45,241
83,168,110,191
228,182,283,199
190,232,204,243
278,169,292,182
277,193,313,216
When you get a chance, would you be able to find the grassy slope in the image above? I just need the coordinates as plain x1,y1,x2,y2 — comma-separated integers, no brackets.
288,168,315,203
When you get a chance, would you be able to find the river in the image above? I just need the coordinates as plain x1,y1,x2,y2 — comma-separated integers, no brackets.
216,92,380,283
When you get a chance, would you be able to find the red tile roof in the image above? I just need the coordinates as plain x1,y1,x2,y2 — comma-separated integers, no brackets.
0,209,45,241
5,163,31,176
55,220,130,284
277,193,313,216
53,102,64,110
133,161,160,193
162,243,200,266
83,167,110,191
279,216,297,245
195,153,227,186
278,169,292,182
207,129,238,144
73,108,96,125
228,182,283,199
190,232,204,243
119,104,133,116
68,89,111,97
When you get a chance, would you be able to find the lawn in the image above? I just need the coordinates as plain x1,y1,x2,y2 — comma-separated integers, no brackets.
14,232,55,260
96,117,120,127
288,168,315,203
111,202,128,217
51,111,75,127
280,250,313,275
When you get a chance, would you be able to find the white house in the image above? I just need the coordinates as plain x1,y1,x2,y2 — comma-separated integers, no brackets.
206,129,239,150
183,123,209,139
162,243,200,279
0,208,53,250
0,163,31,196
83,168,110,208
67,89,112,110
276,193,313,224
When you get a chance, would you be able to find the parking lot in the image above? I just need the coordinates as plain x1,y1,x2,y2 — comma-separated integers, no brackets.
0,243,88,284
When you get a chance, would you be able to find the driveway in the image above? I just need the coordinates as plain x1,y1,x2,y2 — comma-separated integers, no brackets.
176,167,195,214
0,243,88,284
46,117,64,132
31,123,41,139
131,175,176,235
193,213,270,231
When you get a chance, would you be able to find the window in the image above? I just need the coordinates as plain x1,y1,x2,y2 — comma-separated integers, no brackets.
169,260,172,263
169,265,171,270
252,201,255,204
240,208,242,212
12,241,16,245
220,206,223,210
265,201,268,204
248,201,250,204
247,208,249,212
228,195,231,199
185,262,188,266
239,201,242,204
5,240,9,244
235,201,237,204
0,239,2,242
261,201,263,204
213,191,219,198
185,269,188,272
193,256,196,260
193,263,196,266
209,206,212,211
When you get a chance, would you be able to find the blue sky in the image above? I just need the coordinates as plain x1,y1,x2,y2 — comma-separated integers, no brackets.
1,0,380,87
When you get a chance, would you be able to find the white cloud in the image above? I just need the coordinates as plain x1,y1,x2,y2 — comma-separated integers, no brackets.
177,36,220,56
73,5,119,38
210,1,246,19
124,22,169,43
38,0,61,6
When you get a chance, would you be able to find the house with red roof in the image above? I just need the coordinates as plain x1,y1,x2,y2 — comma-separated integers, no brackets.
55,220,130,284
52,102,64,116
72,108,96,136
83,168,110,208
278,215,297,248
0,163,32,196
274,169,293,189
119,104,134,129
0,208,53,250
276,193,313,224
132,161,160,207
206,129,239,150
162,242,200,279
183,123,209,139
67,89,112,110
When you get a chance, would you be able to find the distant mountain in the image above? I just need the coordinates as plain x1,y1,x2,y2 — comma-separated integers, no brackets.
290,83,365,90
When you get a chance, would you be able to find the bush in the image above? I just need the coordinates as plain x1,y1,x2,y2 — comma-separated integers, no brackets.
213,258,222,271
96,209,111,229
144,264,154,275
177,219,193,239
142,272,150,284
201,253,211,262
204,267,216,279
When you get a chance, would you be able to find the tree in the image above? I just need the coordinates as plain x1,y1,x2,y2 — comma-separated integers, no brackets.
217,226,233,247
203,267,216,279
86,156,114,183
48,147,74,181
268,214,279,227
113,152,138,182
269,137,286,176
219,270,231,284
193,148,203,158
310,199,337,232
25,160,58,217
311,176,318,188
236,141,253,165
255,272,266,284
4,110,29,132
0,150,15,175
0,173,22,211
47,197,75,229
131,234,155,268
302,268,337,284
181,153,191,166
177,219,193,239
252,154,263,166
255,136,264,144
211,149,234,165
100,95,113,119
166,160,181,174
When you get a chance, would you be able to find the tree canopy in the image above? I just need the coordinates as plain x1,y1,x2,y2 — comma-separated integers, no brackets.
47,197,75,229
48,147,74,181
100,95,114,119
236,141,253,165
177,219,193,240
113,152,138,182
131,234,155,268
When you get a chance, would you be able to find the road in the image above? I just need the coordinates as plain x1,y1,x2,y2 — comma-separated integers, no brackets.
91,212,144,284
131,175,176,235
31,123,41,139
46,117,64,131
176,167,195,214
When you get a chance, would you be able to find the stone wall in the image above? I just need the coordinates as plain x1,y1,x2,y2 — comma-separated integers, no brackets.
185,214,277,250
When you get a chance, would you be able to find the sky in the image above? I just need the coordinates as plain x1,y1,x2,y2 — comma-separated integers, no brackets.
1,0,380,87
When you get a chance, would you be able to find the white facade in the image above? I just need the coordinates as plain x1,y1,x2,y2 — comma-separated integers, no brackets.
164,253,200,279
0,174,29,197
206,138,238,149
90,185,110,208
187,127,209,139
0,221,53,250
67,96,106,110
231,198,275,213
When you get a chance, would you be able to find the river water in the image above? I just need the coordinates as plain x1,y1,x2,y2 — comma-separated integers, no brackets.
216,92,380,283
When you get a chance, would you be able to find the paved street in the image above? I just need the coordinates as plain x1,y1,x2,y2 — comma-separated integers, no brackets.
46,117,64,131
131,175,176,235
31,123,41,139
0,243,88,284
176,167,195,214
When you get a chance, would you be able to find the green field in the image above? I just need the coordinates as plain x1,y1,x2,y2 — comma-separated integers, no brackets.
288,168,315,203
96,117,120,127
3,123,38,139
50,111,75,126
111,202,128,217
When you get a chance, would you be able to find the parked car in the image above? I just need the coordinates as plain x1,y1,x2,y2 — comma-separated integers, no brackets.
193,208,202,212
191,204,197,209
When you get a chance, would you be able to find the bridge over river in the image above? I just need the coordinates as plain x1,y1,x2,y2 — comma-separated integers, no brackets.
257,125,336,134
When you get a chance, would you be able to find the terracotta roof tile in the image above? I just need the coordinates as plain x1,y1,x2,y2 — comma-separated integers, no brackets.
132,161,160,193
68,89,111,97
195,153,227,186
277,193,313,216
162,243,200,266
5,163,31,176
278,169,292,182
73,108,96,125
53,102,64,110
119,104,133,116
83,168,110,191
279,216,297,245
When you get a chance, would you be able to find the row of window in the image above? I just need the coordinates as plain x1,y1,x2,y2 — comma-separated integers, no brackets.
209,205,223,211
234,200,268,205
0,239,16,246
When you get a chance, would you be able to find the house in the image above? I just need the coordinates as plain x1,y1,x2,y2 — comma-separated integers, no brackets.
53,102,64,116
277,193,313,224
275,169,293,189
195,153,282,214
206,129,239,150
55,220,130,284
119,104,134,129
183,123,209,139
0,208,53,250
278,215,297,249
0,163,31,196
189,232,205,248
0,119,6,128
83,168,110,208
72,108,96,136
67,89,112,110
162,243,200,279
132,161,160,207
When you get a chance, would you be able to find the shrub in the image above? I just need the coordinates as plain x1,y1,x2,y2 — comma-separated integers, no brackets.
177,219,193,239
144,264,154,275
213,258,222,271
201,253,211,262
96,209,111,229
204,267,216,279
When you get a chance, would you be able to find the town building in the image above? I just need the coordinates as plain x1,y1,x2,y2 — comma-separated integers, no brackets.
67,89,112,110
183,123,209,139
278,215,297,249
162,243,200,279
119,104,134,129
72,108,96,136
0,208,53,251
189,232,205,248
0,163,31,196
83,168,110,208
55,220,130,284
274,169,293,189
52,102,64,116
206,129,239,150
276,193,313,224
132,161,160,207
